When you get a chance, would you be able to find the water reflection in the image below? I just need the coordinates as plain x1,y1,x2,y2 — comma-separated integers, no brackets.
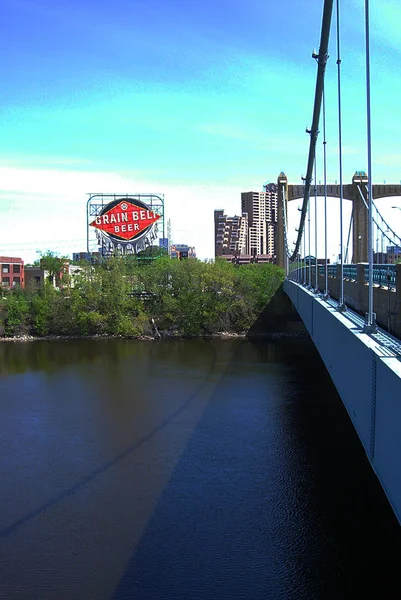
0,338,400,600
0,338,239,376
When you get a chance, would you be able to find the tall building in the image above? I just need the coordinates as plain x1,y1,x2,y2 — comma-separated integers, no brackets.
241,184,277,257
214,210,248,257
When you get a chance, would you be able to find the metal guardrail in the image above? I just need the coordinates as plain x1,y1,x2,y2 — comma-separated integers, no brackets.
343,264,357,280
366,265,396,289
293,263,397,289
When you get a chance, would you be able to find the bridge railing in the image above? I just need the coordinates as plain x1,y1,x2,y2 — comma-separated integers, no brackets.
305,264,396,289
368,265,397,289
343,264,358,281
287,262,401,337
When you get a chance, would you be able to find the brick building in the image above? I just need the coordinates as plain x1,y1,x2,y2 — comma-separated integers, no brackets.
0,256,25,289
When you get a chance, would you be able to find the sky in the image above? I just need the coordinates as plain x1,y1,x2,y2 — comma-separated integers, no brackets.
1,0,401,263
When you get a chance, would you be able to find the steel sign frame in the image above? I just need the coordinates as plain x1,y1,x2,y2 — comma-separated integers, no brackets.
86,193,165,257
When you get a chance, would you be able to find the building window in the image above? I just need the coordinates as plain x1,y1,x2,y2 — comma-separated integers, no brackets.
13,264,21,273
2,265,10,273
2,277,10,286
13,277,21,286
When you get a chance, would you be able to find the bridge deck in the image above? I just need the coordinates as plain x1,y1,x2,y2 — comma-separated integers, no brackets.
324,295,401,359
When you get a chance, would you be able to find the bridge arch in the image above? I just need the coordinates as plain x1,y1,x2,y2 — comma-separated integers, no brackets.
276,172,401,267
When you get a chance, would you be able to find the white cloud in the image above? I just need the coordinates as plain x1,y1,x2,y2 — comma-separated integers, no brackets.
0,166,247,263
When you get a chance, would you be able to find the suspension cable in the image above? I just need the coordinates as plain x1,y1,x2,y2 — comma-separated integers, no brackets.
356,184,401,246
289,0,334,261
336,0,345,310
365,0,375,331
304,199,307,284
372,216,400,246
323,84,329,297
372,197,401,244
308,184,311,287
356,182,398,250
314,159,318,290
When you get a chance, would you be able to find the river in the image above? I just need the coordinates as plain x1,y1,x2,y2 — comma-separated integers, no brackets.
0,337,400,599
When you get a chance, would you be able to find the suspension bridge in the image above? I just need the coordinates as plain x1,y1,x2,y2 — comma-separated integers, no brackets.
278,0,401,525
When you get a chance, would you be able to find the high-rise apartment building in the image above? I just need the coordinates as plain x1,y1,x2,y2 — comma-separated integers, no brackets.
214,210,249,257
241,184,277,257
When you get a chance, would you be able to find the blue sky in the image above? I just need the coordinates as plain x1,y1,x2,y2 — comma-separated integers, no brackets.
1,0,401,262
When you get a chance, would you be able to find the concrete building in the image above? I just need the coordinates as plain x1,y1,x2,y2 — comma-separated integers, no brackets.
170,244,196,259
241,185,278,258
386,245,401,264
25,263,84,289
214,210,248,257
25,266,45,288
373,252,389,264
0,256,24,289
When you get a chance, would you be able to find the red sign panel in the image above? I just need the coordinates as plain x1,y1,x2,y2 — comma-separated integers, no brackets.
90,200,161,242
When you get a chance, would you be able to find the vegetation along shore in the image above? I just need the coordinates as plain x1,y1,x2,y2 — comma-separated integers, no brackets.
0,256,285,340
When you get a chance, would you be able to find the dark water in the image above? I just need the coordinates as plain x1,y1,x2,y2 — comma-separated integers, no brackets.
0,337,400,600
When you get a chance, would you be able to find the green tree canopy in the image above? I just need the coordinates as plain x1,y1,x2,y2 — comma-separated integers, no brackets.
38,251,69,285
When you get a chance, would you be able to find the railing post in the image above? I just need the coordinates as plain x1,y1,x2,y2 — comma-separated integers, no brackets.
335,264,342,302
357,263,367,313
394,263,401,337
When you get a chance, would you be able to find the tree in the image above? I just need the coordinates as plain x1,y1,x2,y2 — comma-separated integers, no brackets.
137,246,168,261
38,251,68,286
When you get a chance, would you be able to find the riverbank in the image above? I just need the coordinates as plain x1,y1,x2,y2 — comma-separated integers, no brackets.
0,330,308,343
0,257,286,339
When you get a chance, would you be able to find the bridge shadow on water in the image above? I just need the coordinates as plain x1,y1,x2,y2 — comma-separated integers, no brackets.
111,337,401,600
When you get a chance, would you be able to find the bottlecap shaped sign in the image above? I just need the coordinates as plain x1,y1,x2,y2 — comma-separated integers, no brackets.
90,198,161,242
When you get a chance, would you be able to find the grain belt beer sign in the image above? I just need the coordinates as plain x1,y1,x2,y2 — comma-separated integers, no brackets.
90,197,161,254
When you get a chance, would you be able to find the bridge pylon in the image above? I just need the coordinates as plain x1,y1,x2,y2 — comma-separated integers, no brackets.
275,172,401,266
351,172,369,264
276,172,289,270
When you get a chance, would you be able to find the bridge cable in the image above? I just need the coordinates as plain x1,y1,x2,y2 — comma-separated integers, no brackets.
356,182,369,210
356,184,401,248
314,159,318,290
371,195,401,245
365,0,375,331
336,0,346,310
304,191,307,284
373,217,400,247
308,179,312,287
288,0,334,262
323,83,329,297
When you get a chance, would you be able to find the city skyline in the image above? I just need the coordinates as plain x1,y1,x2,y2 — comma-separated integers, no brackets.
1,0,401,262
